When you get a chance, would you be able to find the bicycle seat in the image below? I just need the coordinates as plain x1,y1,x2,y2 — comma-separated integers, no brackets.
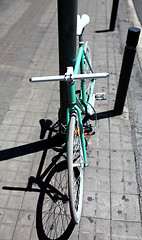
77,14,90,36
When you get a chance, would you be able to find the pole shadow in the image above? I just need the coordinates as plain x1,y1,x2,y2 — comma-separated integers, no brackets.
84,109,116,121
1,119,75,240
95,29,113,33
96,109,116,120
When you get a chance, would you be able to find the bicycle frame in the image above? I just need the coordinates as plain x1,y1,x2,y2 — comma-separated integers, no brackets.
66,42,95,167
29,42,109,168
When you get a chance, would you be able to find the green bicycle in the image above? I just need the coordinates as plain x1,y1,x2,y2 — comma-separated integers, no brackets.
30,14,109,224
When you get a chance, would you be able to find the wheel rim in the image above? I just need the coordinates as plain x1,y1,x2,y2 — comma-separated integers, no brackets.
68,114,84,224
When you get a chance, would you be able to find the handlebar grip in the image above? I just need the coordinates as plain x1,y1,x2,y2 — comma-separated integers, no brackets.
29,75,65,82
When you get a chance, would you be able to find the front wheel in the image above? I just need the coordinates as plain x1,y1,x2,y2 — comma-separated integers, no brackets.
68,112,84,224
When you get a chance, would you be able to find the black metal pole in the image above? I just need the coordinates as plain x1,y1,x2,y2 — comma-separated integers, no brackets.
57,0,77,126
109,0,120,31
114,27,141,115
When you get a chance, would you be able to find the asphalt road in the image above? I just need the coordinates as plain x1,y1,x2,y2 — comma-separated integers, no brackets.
133,0,142,24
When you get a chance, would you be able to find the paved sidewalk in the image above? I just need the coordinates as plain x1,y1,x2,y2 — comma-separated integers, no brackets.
0,0,142,239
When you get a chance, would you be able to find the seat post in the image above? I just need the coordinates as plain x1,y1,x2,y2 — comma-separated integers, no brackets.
57,0,77,127
79,32,83,43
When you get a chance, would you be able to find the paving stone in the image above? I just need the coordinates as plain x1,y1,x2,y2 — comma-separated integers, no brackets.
111,220,142,239
79,216,95,233
111,193,141,222
30,227,39,240
0,223,16,240
2,209,19,225
0,194,9,208
13,226,32,240
97,179,110,192
0,0,141,239
17,211,35,227
21,193,38,212
6,194,23,210
79,232,94,240
84,178,97,191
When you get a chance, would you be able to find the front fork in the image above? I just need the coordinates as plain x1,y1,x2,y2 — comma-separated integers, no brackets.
66,106,87,167
66,38,88,167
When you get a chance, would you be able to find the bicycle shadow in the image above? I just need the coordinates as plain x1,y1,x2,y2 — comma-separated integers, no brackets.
1,119,75,240
35,155,75,240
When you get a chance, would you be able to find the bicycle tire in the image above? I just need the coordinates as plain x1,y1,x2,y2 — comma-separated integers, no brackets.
83,42,97,134
36,160,74,240
68,112,84,224
84,41,93,98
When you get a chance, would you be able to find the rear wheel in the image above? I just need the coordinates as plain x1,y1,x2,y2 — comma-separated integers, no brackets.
68,112,84,224
84,42,97,135
84,41,93,98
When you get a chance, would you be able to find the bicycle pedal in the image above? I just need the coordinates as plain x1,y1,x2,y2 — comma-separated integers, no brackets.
95,93,106,100
83,126,92,135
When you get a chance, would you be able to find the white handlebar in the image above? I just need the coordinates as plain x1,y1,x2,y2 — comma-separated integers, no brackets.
30,72,109,83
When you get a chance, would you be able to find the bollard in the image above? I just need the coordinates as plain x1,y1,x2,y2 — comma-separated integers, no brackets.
57,0,77,126
114,27,141,115
109,0,120,31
